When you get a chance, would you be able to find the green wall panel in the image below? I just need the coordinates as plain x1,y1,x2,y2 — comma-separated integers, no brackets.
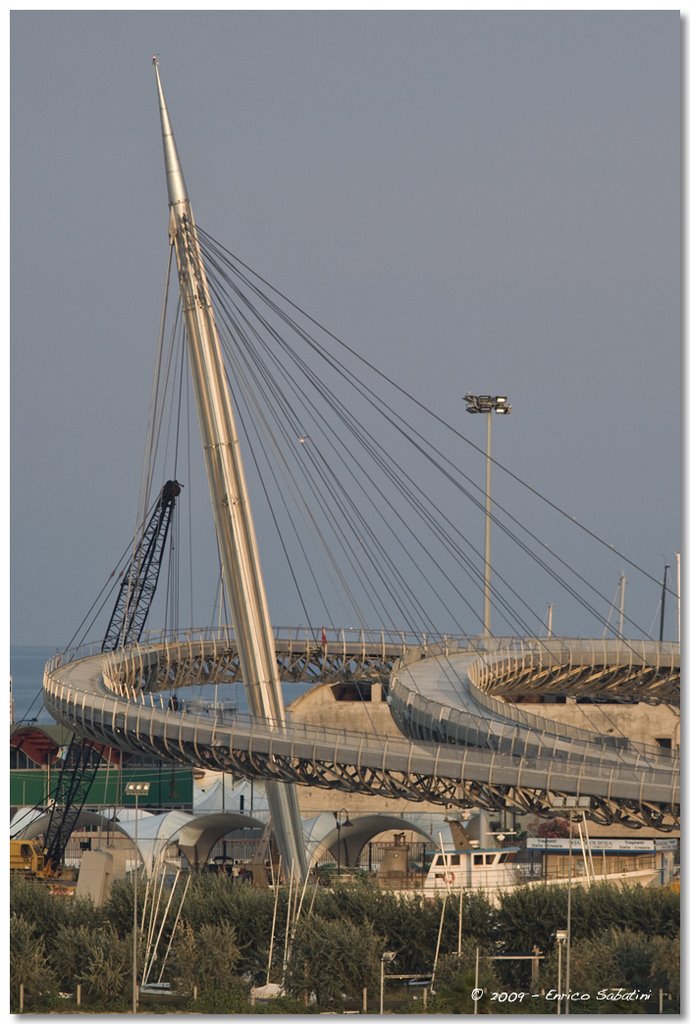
11,766,193,808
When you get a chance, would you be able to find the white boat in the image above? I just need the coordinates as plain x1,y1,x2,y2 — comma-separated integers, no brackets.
416,843,665,904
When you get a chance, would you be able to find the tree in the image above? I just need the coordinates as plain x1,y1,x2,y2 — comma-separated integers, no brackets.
431,945,504,1014
496,882,680,965
49,923,97,992
285,914,383,1009
80,935,130,1009
10,914,57,1011
650,933,680,1013
539,927,680,1014
535,818,571,839
167,917,246,1011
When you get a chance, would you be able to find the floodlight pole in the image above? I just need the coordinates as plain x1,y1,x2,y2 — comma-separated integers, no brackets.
483,411,493,638
550,796,590,1016
126,780,150,1013
565,810,573,1014
463,394,511,637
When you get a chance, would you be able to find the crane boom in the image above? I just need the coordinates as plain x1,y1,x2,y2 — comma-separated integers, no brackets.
101,480,182,651
39,479,182,877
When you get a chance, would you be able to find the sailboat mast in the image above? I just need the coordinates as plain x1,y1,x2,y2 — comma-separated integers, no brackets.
152,59,306,878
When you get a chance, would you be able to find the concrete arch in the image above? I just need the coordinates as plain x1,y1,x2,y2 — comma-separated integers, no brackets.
304,813,435,868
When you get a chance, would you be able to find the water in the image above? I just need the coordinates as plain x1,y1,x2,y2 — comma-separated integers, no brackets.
10,645,58,725
10,644,314,725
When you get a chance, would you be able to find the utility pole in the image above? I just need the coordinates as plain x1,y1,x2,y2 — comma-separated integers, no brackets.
152,59,307,879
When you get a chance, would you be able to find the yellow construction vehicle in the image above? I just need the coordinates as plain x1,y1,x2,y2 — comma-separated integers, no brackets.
10,838,47,875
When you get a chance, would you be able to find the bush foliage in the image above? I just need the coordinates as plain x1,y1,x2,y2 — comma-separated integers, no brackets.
9,875,679,1014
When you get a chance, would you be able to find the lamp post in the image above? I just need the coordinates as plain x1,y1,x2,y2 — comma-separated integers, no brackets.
380,951,396,1014
555,930,567,1014
126,780,151,1014
463,393,512,636
552,796,591,1015
333,808,352,876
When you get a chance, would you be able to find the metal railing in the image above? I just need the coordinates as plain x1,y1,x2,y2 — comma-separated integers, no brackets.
389,640,679,766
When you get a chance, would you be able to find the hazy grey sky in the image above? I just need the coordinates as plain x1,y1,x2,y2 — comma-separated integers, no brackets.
11,11,680,646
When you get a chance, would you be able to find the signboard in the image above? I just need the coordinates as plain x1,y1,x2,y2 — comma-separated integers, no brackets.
526,838,677,853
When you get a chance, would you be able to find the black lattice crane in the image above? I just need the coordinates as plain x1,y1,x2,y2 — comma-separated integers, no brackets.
40,480,182,877
101,479,182,652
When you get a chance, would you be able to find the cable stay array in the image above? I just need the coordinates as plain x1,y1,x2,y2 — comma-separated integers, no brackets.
194,227,676,645
44,221,669,767
35,217,678,805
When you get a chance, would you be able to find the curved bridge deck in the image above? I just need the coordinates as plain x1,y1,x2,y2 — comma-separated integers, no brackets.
42,629,679,831
389,638,679,763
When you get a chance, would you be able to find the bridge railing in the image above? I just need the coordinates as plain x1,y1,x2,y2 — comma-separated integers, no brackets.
48,628,679,681
470,637,679,688
390,641,679,766
42,655,679,818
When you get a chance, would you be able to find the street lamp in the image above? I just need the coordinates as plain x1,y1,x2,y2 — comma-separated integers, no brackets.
555,930,567,1015
126,780,151,1014
463,393,512,637
380,950,396,1014
551,796,591,1016
333,808,353,876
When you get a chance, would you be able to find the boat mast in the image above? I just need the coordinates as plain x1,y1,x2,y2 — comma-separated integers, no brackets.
152,58,307,879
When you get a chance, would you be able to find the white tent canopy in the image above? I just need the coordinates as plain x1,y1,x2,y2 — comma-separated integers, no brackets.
115,810,193,876
10,806,46,837
193,771,269,815
176,812,266,870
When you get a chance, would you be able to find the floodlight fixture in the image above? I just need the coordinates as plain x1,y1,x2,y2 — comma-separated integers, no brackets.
463,393,512,415
125,781,151,796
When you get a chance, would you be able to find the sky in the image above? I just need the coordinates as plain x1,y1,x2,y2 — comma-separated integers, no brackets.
10,11,680,647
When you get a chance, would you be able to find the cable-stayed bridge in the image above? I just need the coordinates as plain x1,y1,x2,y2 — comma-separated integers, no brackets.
38,63,680,880
43,628,679,833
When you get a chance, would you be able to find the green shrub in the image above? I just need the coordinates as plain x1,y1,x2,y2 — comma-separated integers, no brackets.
538,927,680,1014
285,913,383,1009
80,935,130,1009
10,913,58,1011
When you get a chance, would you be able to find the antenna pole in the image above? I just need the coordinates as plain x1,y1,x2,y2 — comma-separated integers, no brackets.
659,564,670,643
617,575,626,637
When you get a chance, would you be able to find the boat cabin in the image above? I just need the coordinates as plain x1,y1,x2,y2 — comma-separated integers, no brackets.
423,846,519,893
